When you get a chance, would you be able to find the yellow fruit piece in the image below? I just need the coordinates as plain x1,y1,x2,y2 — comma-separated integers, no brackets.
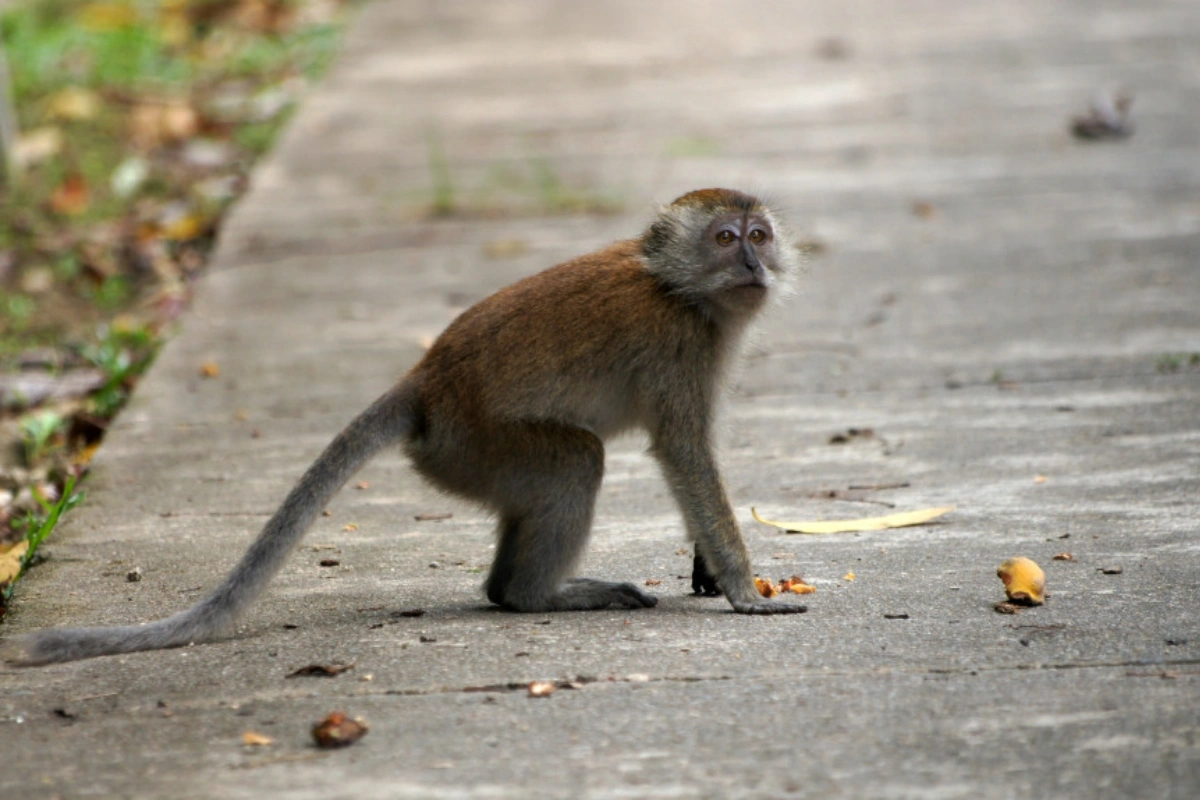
754,576,780,597
997,557,1045,605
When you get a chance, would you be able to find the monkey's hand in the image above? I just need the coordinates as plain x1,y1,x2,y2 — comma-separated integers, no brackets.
691,548,723,596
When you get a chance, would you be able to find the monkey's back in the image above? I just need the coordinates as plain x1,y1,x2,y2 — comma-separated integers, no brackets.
409,238,717,443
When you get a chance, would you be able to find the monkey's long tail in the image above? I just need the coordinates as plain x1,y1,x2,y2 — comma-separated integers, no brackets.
6,382,420,666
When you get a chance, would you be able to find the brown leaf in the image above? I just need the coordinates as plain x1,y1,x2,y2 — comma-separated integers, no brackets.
311,712,368,748
1052,552,1074,561
287,663,355,679
49,175,90,216
129,100,199,150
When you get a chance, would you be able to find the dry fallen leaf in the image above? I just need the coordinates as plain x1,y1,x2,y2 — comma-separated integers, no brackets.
843,572,856,581
287,663,355,678
997,557,1045,605
528,681,556,697
46,86,101,121
311,712,368,749
0,540,29,584
199,360,220,378
343,523,359,532
49,175,90,215
14,127,64,167
242,730,273,747
130,100,199,149
752,506,955,535
1052,552,1074,561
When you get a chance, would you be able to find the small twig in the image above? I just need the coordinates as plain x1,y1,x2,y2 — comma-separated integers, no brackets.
0,44,19,185
67,691,120,702
854,498,897,509
235,752,329,770
847,482,911,491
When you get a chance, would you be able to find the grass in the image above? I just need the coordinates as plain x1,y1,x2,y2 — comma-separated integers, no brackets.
0,0,354,610
1,474,84,608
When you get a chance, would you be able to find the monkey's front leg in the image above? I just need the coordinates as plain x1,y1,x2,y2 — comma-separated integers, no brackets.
653,434,807,615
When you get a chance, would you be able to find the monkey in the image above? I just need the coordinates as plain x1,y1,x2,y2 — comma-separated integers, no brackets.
5,188,806,666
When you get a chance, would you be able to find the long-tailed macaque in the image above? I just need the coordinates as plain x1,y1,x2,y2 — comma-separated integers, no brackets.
7,188,806,666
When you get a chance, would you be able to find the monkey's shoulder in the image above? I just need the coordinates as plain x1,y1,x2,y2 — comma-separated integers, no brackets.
447,238,697,338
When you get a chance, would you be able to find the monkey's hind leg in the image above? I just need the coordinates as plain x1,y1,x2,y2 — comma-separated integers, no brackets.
483,424,657,613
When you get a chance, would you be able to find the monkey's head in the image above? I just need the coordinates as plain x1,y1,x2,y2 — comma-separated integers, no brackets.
642,188,797,319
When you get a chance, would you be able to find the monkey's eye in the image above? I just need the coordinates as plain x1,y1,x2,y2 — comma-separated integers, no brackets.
715,230,736,246
748,228,767,244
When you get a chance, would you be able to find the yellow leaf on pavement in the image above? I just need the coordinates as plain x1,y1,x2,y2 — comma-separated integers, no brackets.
242,730,273,746
751,505,955,534
0,540,30,584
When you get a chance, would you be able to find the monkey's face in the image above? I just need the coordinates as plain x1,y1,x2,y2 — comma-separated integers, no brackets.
698,210,785,314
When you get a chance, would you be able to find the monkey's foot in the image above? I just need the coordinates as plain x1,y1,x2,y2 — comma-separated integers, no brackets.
728,598,809,615
554,578,659,610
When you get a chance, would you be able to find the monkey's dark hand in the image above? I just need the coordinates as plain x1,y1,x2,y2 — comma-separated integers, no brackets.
691,549,722,597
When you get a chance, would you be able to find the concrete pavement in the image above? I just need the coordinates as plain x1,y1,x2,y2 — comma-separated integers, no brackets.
3,1,1199,797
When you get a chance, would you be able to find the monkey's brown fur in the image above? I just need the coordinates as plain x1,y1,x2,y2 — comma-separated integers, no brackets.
7,188,804,666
